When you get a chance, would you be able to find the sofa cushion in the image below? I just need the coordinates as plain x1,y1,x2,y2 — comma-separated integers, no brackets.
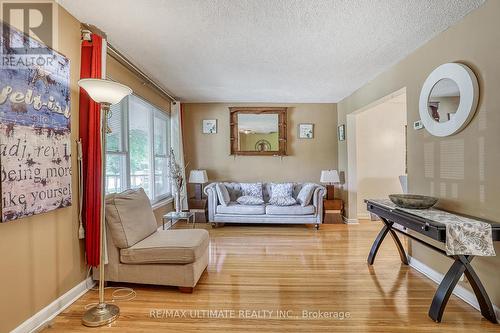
270,183,294,199
269,196,296,206
120,229,209,264
216,183,230,206
237,195,264,205
105,188,157,249
266,204,315,215
217,202,265,215
240,182,263,199
296,184,316,206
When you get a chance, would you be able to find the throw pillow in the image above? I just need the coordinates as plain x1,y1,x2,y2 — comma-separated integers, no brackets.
270,182,293,199
269,196,296,206
237,195,265,205
240,182,263,198
216,183,230,206
296,184,316,207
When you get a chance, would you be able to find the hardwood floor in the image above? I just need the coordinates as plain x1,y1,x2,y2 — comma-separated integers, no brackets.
45,221,499,332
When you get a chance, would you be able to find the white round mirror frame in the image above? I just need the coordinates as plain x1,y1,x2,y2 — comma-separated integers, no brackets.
419,63,479,137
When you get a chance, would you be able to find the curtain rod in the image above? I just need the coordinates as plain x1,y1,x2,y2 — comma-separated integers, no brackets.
81,23,177,102
106,43,177,102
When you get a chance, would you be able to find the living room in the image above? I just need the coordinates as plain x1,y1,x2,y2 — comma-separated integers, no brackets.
0,0,499,332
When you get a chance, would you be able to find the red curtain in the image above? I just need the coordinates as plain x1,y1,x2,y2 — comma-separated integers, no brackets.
79,34,103,267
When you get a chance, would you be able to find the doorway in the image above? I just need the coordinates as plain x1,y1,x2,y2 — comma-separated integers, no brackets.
346,88,407,221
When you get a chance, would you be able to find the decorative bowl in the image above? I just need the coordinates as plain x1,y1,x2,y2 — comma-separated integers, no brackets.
388,194,438,209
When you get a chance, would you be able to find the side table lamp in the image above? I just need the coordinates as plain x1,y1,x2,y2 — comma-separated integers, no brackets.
189,169,208,200
320,169,340,200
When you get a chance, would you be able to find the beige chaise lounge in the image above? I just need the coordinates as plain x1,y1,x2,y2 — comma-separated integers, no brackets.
93,188,209,292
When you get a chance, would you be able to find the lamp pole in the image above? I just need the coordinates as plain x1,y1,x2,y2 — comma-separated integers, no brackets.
82,102,120,326
78,78,132,327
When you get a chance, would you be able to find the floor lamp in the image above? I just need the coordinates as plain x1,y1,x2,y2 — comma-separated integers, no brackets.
78,78,132,327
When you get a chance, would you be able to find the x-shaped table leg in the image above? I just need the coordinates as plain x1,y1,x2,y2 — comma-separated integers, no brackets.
367,217,408,265
429,255,498,323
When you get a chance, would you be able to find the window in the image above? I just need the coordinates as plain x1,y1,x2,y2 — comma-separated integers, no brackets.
105,94,171,203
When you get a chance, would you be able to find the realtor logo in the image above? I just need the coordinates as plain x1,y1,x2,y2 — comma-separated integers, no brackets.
1,0,57,54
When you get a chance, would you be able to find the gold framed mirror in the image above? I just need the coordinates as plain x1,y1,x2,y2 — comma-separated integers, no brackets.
229,107,287,156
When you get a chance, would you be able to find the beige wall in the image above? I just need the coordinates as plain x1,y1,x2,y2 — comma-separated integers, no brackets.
107,56,171,114
337,0,500,306
183,103,337,193
0,7,85,333
355,98,407,218
0,5,174,332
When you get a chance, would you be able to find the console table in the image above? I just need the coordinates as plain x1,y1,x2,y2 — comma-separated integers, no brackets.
365,199,499,323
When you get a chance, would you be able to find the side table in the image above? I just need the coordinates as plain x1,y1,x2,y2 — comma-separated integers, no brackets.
189,198,208,223
163,211,195,230
323,199,344,224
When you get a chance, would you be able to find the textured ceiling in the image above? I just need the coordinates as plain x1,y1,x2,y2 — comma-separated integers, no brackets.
58,0,485,102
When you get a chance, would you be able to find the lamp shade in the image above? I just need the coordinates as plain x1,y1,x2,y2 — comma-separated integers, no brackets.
189,170,208,184
320,170,340,184
78,78,132,105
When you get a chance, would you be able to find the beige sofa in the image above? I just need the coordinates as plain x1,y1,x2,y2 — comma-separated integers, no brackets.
93,188,209,292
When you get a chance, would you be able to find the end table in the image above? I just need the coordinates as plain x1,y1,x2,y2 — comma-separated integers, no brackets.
163,211,195,230
188,198,208,223
323,198,344,224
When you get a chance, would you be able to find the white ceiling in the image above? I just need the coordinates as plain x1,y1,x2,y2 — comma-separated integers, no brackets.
58,0,485,103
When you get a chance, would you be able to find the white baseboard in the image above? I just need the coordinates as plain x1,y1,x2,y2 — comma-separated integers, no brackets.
342,216,359,224
356,213,370,220
11,277,95,333
408,256,500,319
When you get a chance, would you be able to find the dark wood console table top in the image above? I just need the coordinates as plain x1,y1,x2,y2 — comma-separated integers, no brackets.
365,199,499,324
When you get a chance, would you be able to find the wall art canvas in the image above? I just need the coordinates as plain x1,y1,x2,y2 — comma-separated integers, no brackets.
202,119,217,134
298,123,314,139
0,22,71,222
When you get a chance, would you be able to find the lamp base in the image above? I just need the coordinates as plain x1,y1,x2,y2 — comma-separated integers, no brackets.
326,185,335,200
82,303,119,327
194,183,203,200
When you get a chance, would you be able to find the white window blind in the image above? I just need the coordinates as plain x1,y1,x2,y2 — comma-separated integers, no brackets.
105,94,171,203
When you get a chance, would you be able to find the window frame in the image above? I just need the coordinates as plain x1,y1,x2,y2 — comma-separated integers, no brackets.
151,107,171,202
105,93,171,204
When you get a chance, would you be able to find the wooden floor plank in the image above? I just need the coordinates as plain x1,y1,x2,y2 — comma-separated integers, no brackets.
44,221,500,332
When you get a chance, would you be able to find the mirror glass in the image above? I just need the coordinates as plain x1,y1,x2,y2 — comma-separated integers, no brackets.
237,114,279,152
427,78,460,123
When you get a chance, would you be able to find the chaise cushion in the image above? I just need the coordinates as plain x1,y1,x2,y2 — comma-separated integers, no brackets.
105,188,158,249
217,202,265,215
120,229,209,264
266,204,315,215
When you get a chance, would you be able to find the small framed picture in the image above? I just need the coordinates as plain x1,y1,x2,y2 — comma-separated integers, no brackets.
338,124,345,141
202,119,217,134
298,123,314,139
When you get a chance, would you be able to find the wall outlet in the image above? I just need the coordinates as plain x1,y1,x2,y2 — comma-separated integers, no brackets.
413,120,424,130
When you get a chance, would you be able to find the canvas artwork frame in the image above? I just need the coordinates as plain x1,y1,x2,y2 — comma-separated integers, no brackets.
202,119,217,134
298,123,314,139
0,22,72,222
338,124,346,141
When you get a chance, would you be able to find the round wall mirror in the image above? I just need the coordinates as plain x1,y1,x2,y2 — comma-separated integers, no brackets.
419,63,479,137
427,78,460,123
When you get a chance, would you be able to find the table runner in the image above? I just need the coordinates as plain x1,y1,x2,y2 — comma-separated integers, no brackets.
369,199,496,256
